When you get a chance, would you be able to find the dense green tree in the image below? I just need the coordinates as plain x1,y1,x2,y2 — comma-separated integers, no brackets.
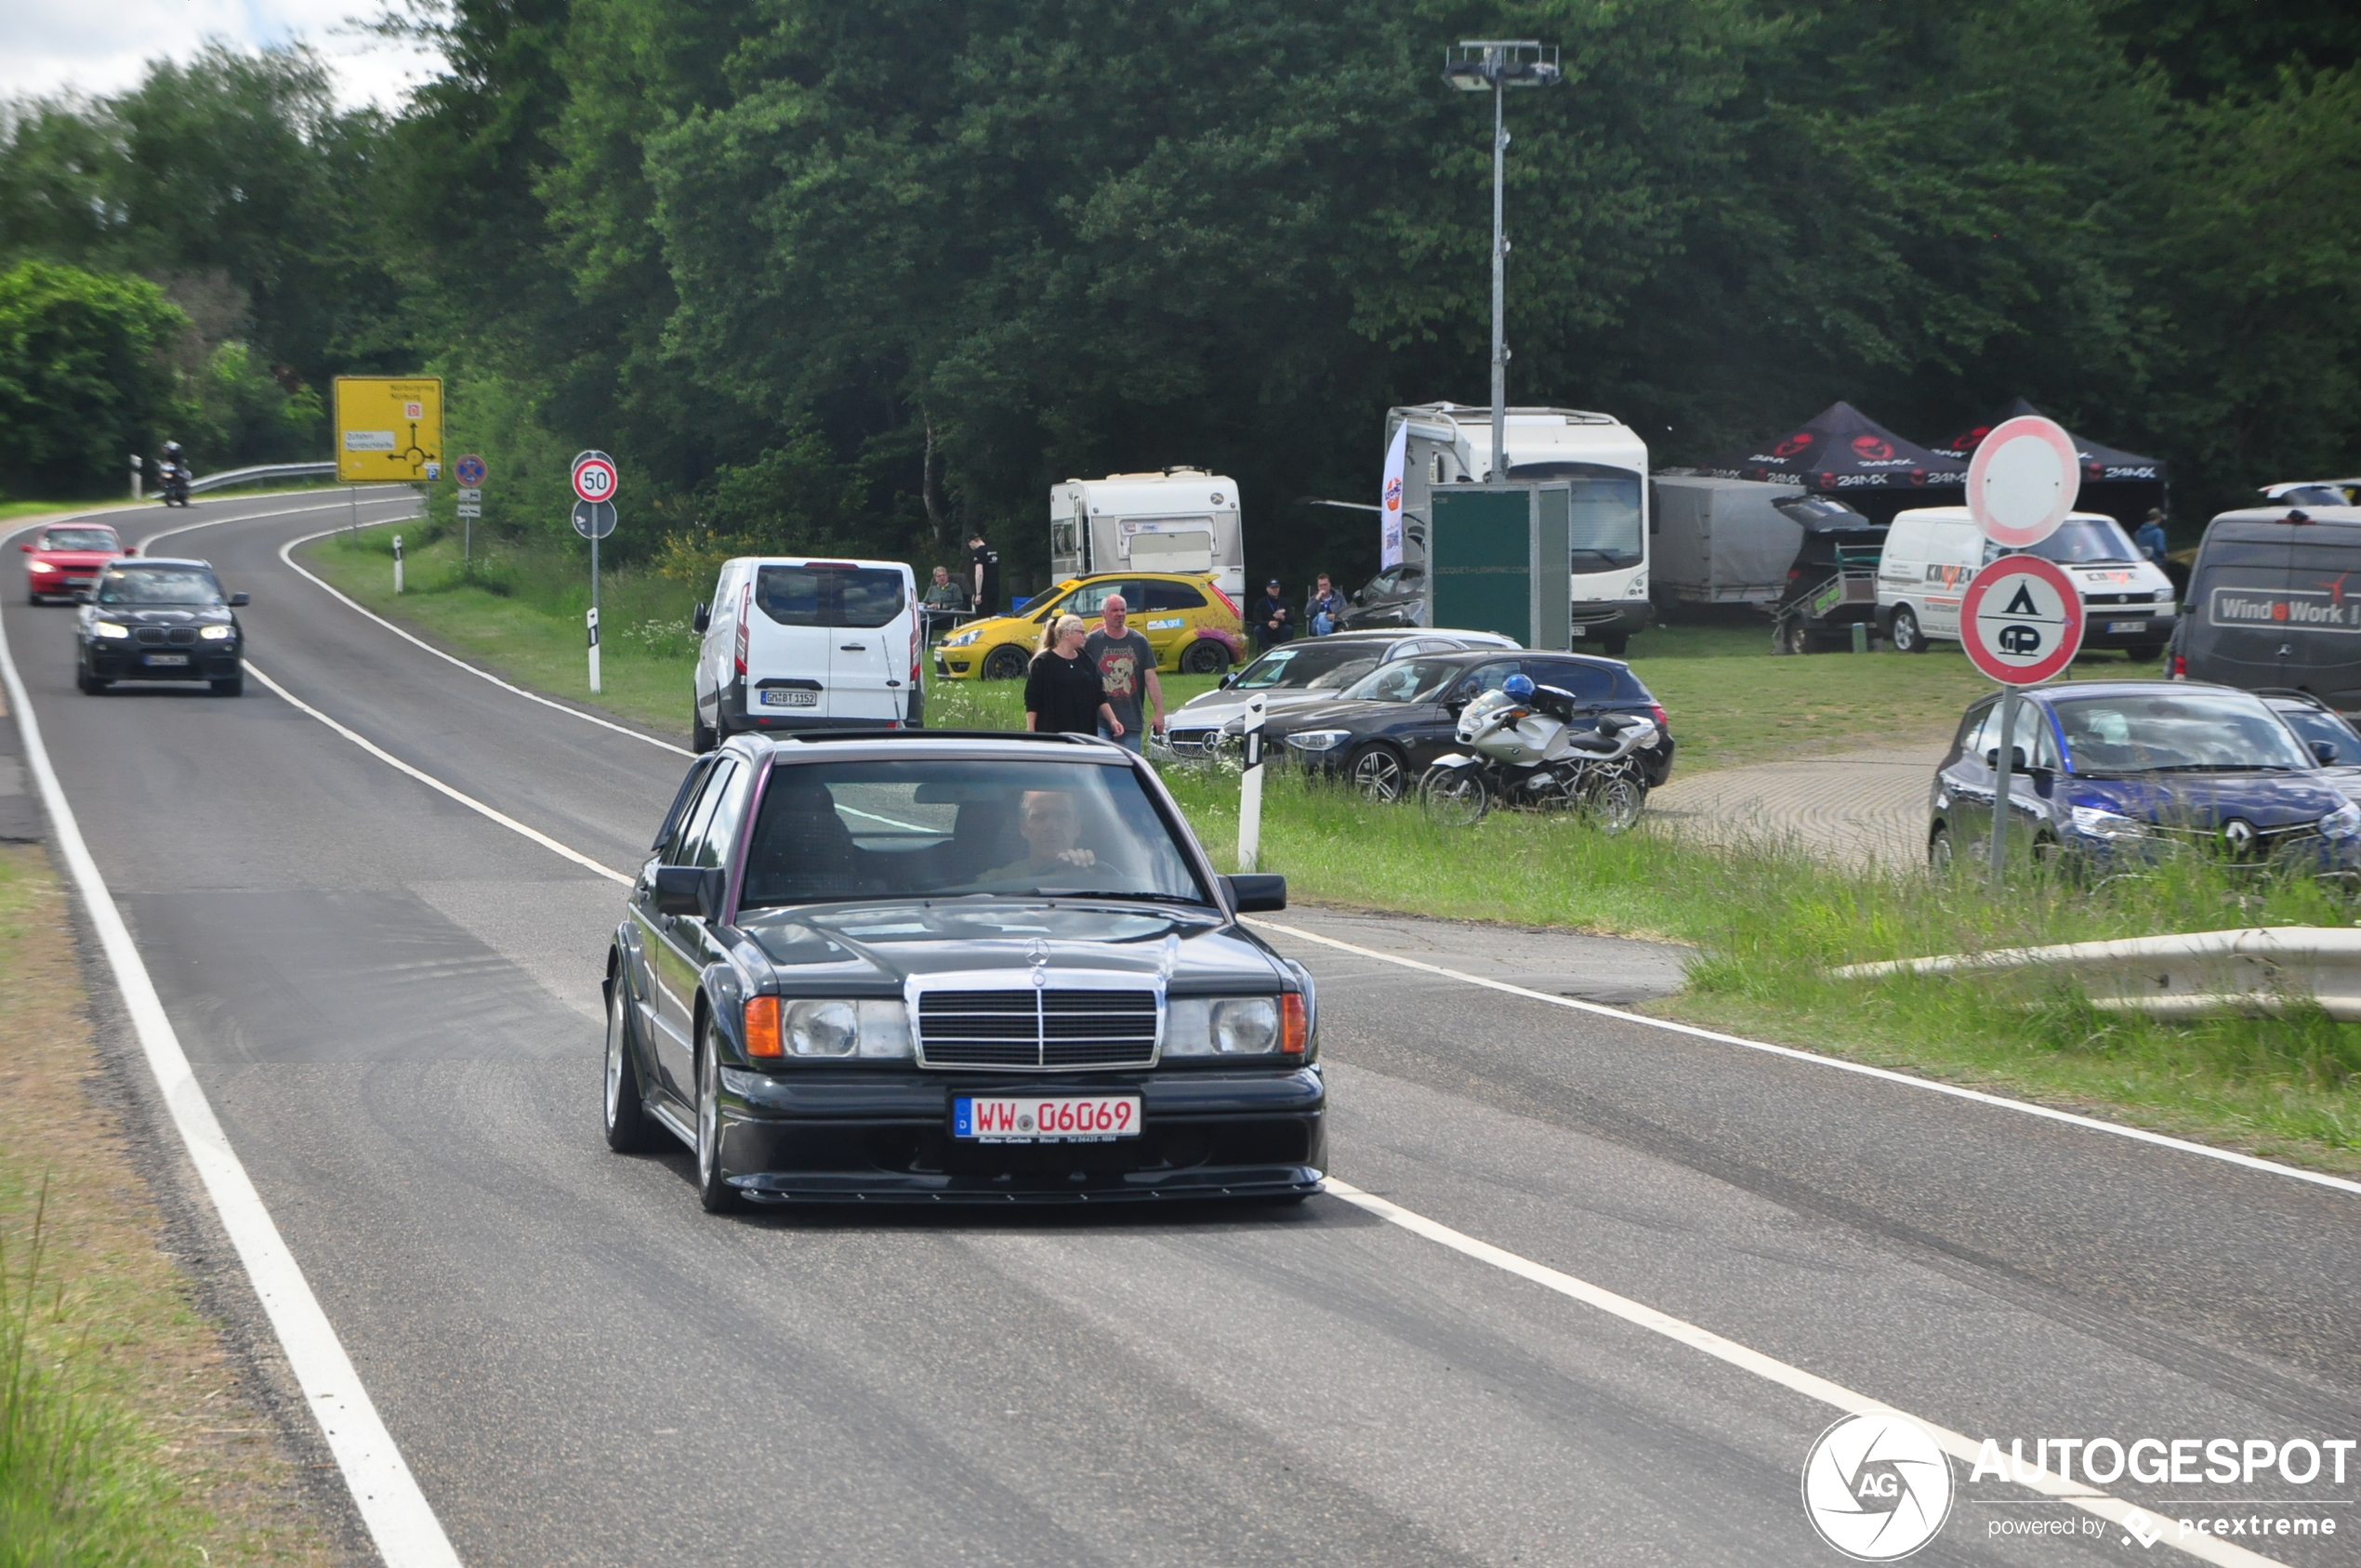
0,261,187,495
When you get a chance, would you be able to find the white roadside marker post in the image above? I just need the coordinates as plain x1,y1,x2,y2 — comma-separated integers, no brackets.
1239,692,1267,872
392,534,403,595
587,602,600,695
129,453,142,502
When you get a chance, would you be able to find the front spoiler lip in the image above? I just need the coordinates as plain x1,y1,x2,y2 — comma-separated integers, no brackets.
732,1166,1324,1205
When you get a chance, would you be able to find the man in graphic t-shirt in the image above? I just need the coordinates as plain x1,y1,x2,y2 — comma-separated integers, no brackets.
1083,594,1163,754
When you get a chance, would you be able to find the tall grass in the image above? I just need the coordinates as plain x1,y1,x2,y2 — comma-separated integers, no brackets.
0,1183,186,1568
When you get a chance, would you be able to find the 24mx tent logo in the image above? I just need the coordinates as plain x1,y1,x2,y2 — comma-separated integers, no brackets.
1851,435,1896,462
1801,1413,1956,1561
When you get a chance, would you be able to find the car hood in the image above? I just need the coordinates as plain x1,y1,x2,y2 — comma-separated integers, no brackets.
86,604,234,627
739,901,1288,992
30,550,120,567
1262,697,1428,736
2060,771,2349,828
1172,688,1367,727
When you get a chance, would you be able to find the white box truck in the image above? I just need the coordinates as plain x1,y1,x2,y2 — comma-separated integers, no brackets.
1649,475,1810,609
1380,403,1652,653
1049,468,1245,601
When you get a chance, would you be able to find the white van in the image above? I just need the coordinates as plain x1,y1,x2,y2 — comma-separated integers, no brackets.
1877,507,2178,659
692,557,921,750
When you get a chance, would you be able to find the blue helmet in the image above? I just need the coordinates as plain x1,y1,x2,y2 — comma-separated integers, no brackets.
1502,673,1535,700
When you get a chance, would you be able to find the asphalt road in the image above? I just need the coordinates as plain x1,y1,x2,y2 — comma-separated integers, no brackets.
7,492,2359,1567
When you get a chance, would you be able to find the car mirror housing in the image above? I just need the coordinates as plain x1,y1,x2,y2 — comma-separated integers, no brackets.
654,865,727,919
1222,874,1287,914
122,545,136,556
693,601,710,634
17,544,28,554
2315,741,2338,767
1985,746,2028,771
228,591,249,607
1218,672,1236,690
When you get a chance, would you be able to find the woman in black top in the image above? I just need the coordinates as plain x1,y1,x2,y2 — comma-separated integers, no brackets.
1024,614,1119,736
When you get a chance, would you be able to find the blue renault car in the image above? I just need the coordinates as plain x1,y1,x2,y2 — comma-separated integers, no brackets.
1927,680,2361,871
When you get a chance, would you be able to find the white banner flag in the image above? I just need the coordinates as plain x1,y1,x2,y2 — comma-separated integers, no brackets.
1380,421,1407,568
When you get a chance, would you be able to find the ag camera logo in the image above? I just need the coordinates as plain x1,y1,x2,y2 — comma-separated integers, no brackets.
1801,1413,1955,1560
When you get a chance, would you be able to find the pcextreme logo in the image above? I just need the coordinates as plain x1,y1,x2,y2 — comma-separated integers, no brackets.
1801,1413,1956,1561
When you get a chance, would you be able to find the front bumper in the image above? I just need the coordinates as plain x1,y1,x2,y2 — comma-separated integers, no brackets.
1568,600,1654,642
713,1066,1326,1203
86,644,240,680
2077,608,2178,650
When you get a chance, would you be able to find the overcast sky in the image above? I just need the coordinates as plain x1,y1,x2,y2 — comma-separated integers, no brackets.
1,0,443,112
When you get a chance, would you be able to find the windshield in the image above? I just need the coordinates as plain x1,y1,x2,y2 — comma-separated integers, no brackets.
2054,693,2315,773
94,566,224,606
40,529,119,551
1338,658,1464,705
738,758,1209,907
2023,519,2141,566
1510,463,1644,571
1233,641,1390,691
754,565,905,629
2273,704,2361,764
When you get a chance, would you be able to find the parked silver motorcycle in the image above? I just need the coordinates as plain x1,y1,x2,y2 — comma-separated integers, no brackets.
1418,674,1659,831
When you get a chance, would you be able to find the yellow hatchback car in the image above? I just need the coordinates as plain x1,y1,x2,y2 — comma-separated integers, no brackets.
934,573,1245,680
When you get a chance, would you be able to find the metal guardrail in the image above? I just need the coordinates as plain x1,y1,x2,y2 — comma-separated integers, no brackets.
188,461,340,494
1832,927,2361,1019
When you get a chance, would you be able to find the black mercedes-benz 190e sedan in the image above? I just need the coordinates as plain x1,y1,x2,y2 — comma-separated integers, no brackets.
604,730,1323,1210
75,557,249,696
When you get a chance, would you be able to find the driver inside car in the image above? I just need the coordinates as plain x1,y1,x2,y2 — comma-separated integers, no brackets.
984,789,1107,883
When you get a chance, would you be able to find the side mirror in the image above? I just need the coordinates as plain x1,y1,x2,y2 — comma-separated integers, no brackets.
1222,874,1287,914
17,544,29,554
1218,672,1236,690
2031,767,2056,797
2315,740,2338,766
693,601,710,634
228,592,249,607
122,545,136,556
1985,746,2028,771
653,865,727,920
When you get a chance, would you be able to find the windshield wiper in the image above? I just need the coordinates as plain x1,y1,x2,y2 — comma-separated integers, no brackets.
1569,548,1631,566
1033,889,1213,906
2145,763,2294,773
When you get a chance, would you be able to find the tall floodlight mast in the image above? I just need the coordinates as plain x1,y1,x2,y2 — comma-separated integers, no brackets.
1443,40,1563,483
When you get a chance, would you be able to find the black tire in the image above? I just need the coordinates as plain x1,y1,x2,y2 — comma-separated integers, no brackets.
692,713,717,754
2124,644,2162,663
211,675,243,697
1597,634,1629,658
1419,765,1488,826
1774,618,1811,656
983,644,1030,681
1347,744,1409,802
1928,825,1954,873
1890,605,1928,654
603,975,667,1153
693,1015,739,1213
1180,639,1231,676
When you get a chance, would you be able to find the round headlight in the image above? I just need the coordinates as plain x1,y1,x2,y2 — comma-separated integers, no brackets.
1210,997,1279,1054
785,998,859,1056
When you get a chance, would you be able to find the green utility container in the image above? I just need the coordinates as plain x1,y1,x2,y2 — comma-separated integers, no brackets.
1430,483,1573,649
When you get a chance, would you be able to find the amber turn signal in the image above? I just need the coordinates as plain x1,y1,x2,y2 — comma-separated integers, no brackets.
744,995,784,1059
1280,993,1308,1055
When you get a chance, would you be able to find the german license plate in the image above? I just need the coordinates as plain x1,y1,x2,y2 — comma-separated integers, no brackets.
758,689,819,707
1568,625,1586,637
954,1095,1141,1143
2106,620,2146,633
143,653,189,666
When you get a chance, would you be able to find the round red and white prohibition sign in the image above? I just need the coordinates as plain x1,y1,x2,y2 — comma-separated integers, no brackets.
571,452,618,505
1966,415,2080,550
1960,553,2084,685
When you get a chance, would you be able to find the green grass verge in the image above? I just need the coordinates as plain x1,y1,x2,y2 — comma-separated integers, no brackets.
301,525,2357,1173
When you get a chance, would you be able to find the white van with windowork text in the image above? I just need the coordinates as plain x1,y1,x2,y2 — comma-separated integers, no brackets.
692,557,921,751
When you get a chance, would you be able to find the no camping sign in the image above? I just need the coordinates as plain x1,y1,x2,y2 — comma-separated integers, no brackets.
1960,555,2084,685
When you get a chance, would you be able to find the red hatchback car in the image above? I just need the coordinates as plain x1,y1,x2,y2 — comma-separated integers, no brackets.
22,523,131,604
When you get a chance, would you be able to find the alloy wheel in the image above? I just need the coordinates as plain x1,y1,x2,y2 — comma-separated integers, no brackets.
1349,745,1406,802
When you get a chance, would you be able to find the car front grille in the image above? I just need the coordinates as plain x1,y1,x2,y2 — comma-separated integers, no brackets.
133,626,199,646
917,985,1161,1070
2084,592,2157,606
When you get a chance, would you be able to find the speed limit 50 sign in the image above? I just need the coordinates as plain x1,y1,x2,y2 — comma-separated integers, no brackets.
571,450,618,505
1960,554,2084,685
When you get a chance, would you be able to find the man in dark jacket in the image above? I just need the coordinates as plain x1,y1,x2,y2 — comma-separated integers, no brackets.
1251,578,1293,652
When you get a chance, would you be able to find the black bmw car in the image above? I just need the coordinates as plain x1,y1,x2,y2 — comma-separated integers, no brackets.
76,557,249,696
1264,649,1675,801
604,730,1324,1209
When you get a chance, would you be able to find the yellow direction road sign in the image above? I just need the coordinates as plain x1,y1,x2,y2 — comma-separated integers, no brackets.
335,377,444,482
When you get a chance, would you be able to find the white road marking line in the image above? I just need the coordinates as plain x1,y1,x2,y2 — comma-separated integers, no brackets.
1324,1178,2285,1567
136,489,415,555
0,613,465,1568
274,525,692,758
1251,917,2361,1200
242,662,633,887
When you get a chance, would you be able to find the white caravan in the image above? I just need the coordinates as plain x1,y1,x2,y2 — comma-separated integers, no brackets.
1049,468,1245,601
1383,403,1652,653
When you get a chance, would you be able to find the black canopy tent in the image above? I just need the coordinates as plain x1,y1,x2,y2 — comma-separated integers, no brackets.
1932,398,2169,527
1694,402,1966,524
